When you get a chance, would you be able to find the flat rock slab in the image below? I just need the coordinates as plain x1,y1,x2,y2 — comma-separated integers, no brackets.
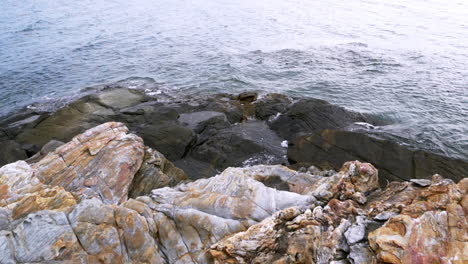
288,129,468,184
178,111,228,133
96,88,147,109
269,98,373,140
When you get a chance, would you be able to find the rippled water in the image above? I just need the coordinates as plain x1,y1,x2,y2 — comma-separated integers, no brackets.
1,0,467,159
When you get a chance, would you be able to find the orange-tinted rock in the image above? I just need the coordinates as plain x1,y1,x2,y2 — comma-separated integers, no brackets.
368,176,467,264
11,186,76,219
32,122,145,204
209,202,377,264
0,121,466,264
369,210,467,264
0,160,42,203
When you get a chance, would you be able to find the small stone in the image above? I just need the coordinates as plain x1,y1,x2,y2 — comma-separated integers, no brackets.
410,178,432,187
345,216,367,244
373,211,398,221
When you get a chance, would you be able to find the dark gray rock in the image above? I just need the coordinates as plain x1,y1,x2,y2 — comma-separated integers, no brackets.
173,158,218,180
185,120,288,178
238,92,258,103
120,102,179,123
178,111,229,133
254,93,292,121
288,129,467,184
0,110,51,142
26,139,65,164
129,147,188,198
1,84,466,187
269,98,372,140
137,122,196,161
0,140,28,166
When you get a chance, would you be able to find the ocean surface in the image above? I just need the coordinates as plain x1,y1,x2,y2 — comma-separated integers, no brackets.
0,0,467,159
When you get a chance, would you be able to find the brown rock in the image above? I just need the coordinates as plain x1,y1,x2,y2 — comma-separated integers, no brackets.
11,186,76,219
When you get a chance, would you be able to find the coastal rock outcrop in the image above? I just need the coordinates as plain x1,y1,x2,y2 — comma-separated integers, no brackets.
1,122,465,263
1,83,467,186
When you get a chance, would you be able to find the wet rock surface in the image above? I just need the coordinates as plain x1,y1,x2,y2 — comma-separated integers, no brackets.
0,123,466,263
268,98,374,140
1,84,466,185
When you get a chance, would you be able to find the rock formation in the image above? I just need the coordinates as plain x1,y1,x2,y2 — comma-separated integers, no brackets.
288,129,468,185
0,122,466,263
1,84,467,185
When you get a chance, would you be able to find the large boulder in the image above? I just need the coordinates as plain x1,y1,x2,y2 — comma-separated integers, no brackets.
288,129,468,184
184,120,288,179
269,98,374,140
253,93,292,121
137,122,196,161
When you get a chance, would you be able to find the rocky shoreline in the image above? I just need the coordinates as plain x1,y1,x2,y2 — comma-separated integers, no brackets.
0,82,467,184
0,121,466,263
0,81,467,263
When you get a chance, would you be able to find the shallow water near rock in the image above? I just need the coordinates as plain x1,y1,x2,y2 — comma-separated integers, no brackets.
1,0,467,159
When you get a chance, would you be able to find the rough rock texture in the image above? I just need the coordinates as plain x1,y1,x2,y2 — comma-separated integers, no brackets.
128,147,188,198
0,160,41,201
0,123,466,263
367,176,468,264
209,172,467,264
32,122,144,204
289,129,468,184
208,161,381,264
1,83,467,185
0,86,467,263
